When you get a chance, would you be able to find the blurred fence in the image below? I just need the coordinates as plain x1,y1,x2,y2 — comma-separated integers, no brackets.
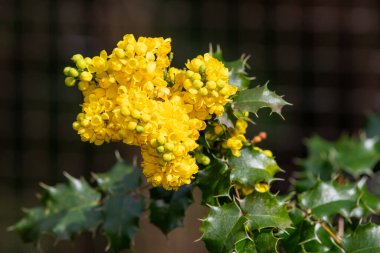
1,0,380,252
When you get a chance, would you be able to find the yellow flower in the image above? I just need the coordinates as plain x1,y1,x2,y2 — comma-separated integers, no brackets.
141,147,198,190
64,34,241,190
180,53,237,119
223,119,248,157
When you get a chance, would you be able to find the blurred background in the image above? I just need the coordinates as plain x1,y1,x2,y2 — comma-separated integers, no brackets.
1,0,380,252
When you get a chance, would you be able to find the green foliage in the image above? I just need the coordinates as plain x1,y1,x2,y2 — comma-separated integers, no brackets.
93,157,141,194
298,180,361,219
342,223,380,253
210,45,251,91
333,135,379,177
11,173,102,242
102,194,145,251
296,134,380,191
229,147,282,187
234,83,290,118
239,192,291,231
197,157,231,205
149,185,193,234
201,192,291,253
201,202,246,253
11,155,145,252
286,125,380,253
11,44,380,253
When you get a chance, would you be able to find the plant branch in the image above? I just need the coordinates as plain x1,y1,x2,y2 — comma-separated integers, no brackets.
320,222,342,246
338,216,344,238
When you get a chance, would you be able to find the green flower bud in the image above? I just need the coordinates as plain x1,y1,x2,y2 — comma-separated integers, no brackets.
68,68,79,77
76,59,87,69
71,54,83,62
157,146,165,153
201,156,210,166
63,66,71,76
135,125,144,133
65,77,76,87
80,71,92,82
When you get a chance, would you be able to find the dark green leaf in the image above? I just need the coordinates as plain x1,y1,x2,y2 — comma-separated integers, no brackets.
217,103,237,128
299,136,334,179
234,83,290,117
360,187,380,214
229,147,281,187
342,223,380,253
254,231,279,253
366,114,380,141
235,237,258,253
298,181,360,220
93,156,141,194
102,193,145,252
11,173,102,242
197,158,231,205
11,207,48,242
333,135,380,177
281,216,342,253
210,46,252,90
224,56,252,91
149,185,193,234
239,192,292,231
201,202,245,253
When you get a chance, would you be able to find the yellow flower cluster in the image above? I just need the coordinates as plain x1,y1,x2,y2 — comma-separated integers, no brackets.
222,119,248,157
64,34,237,190
180,53,237,120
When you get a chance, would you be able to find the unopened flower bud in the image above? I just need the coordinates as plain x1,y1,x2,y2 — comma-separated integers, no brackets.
65,77,76,87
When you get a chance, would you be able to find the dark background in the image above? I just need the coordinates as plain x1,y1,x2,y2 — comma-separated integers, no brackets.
1,0,380,252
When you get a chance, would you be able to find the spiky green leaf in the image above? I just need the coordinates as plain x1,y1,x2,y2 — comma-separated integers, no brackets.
197,158,231,205
149,185,193,234
342,223,380,253
93,156,141,194
298,181,360,220
235,237,258,253
11,173,102,242
333,135,380,177
233,84,290,117
229,147,281,187
201,202,245,253
254,231,280,253
101,193,145,252
224,56,252,90
239,192,292,231
211,46,252,91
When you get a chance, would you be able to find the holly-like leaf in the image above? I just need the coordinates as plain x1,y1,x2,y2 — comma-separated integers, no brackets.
101,193,145,252
197,158,231,205
10,207,48,242
224,56,252,91
11,173,102,242
235,237,258,253
233,83,290,118
366,114,380,144
254,231,279,253
210,46,252,90
332,135,380,177
229,147,282,187
93,156,141,194
239,192,292,231
298,181,360,220
342,223,380,253
218,103,237,128
299,136,334,179
149,185,193,234
360,187,380,214
234,231,279,253
201,202,246,253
